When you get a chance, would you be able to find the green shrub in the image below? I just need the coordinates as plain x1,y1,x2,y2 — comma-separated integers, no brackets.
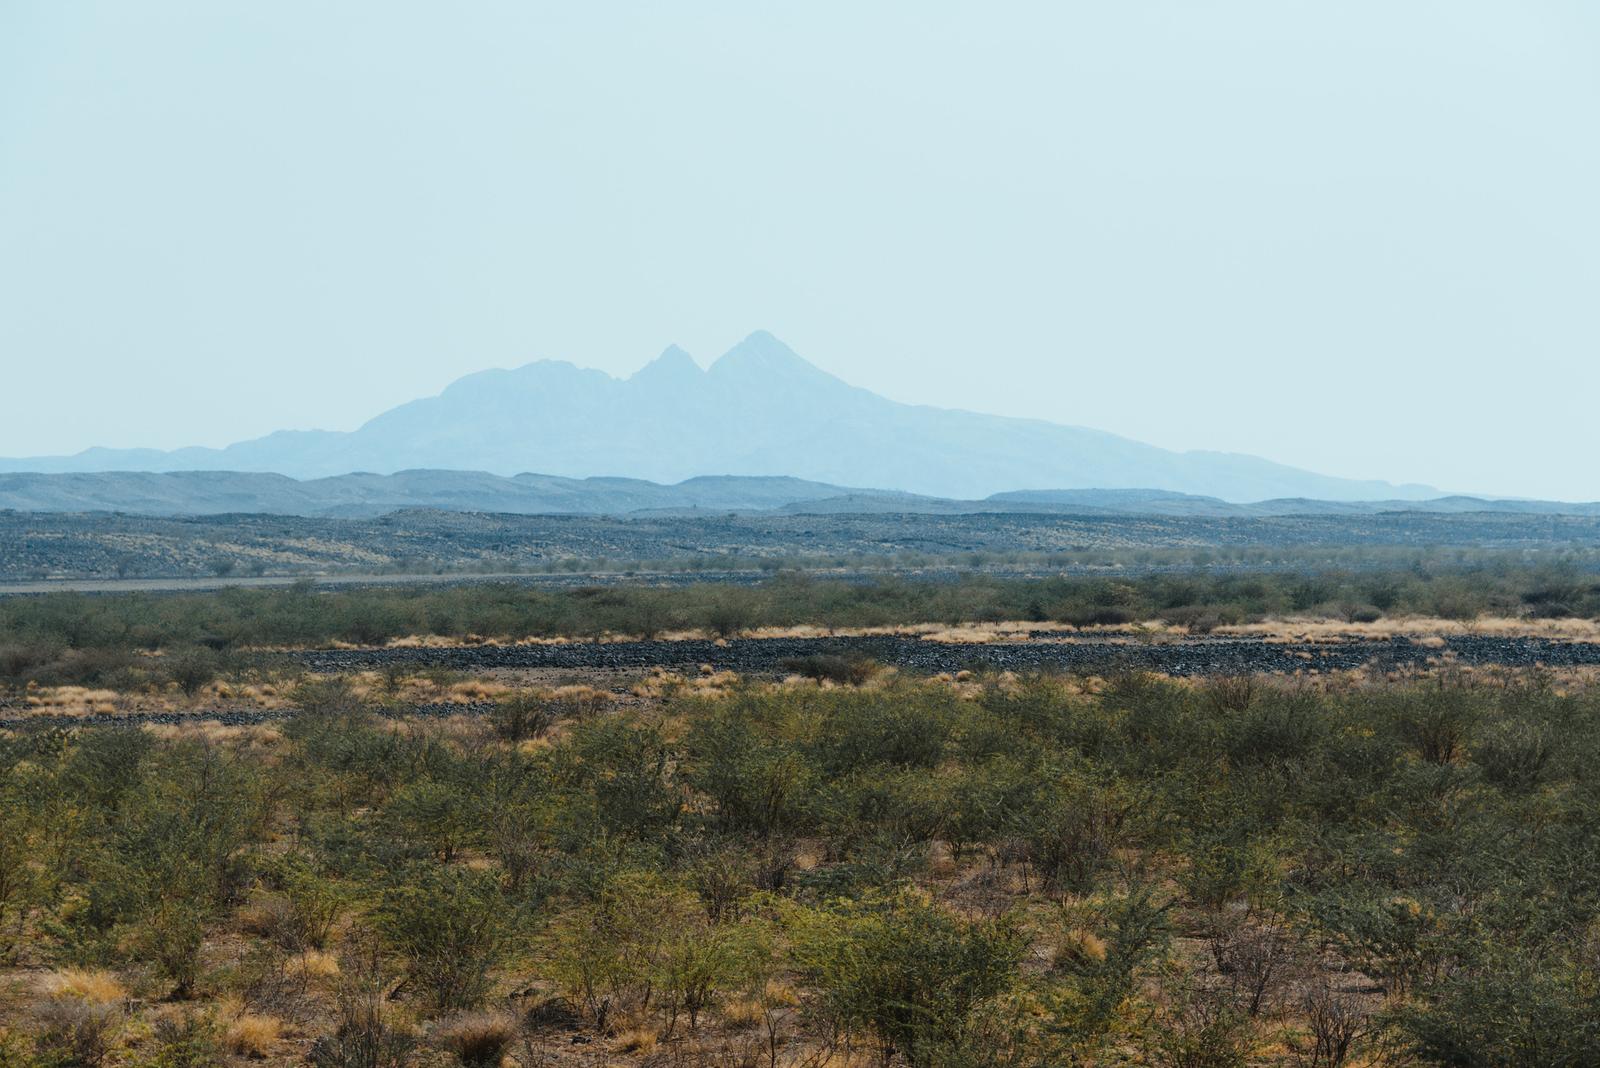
490,693,555,742
137,1011,222,1068
1472,720,1552,794
1012,762,1143,893
33,999,122,1068
307,941,416,1068
683,704,813,839
131,901,207,999
1390,689,1481,765
787,888,1023,1066
381,779,478,862
377,865,508,1013
1048,889,1173,1038
543,870,719,1027
780,654,879,685
161,647,223,697
1146,987,1254,1068
1394,959,1600,1066
0,801,41,958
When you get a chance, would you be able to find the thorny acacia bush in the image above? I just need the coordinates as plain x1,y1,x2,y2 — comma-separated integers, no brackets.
2,672,1600,1064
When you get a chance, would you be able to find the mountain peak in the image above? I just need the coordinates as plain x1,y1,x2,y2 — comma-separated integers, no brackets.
709,330,820,377
631,344,701,382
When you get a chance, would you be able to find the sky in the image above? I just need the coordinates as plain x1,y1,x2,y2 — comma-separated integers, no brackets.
2,2,1598,499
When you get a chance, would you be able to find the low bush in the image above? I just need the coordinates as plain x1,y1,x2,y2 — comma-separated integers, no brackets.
377,865,508,1013
779,654,879,685
787,888,1024,1066
33,999,122,1068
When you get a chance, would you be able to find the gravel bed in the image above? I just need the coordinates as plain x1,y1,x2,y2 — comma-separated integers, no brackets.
290,634,1600,677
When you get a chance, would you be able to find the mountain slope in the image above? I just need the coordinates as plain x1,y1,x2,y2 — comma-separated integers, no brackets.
1,331,1436,501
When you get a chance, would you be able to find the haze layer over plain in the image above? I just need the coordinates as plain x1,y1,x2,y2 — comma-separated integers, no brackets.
2,3,1597,497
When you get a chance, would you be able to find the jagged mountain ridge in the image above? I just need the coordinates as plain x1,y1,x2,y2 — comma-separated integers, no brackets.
3,331,1437,501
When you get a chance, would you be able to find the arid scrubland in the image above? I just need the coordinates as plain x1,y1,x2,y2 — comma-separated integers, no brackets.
3,563,1600,1065
7,508,1600,585
2,661,1600,1066
5,557,1600,691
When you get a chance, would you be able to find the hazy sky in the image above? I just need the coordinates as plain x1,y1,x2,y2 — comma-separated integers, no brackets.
3,2,1598,498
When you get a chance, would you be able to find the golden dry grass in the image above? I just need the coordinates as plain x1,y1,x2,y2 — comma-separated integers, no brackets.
218,997,284,1057
234,898,280,937
1055,928,1109,966
448,679,512,702
1219,615,1600,642
22,687,121,717
247,612,1600,656
631,669,688,699
285,949,341,981
203,680,291,707
385,633,504,649
43,968,127,1005
762,980,801,1008
636,668,741,698
225,1013,283,1057
432,1012,518,1066
140,722,284,750
719,997,767,1027
612,1025,658,1054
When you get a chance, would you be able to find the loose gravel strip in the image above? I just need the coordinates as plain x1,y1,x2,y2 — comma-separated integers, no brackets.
292,633,1600,677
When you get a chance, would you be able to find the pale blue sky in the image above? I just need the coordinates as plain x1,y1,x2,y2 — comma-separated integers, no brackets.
2,2,1597,498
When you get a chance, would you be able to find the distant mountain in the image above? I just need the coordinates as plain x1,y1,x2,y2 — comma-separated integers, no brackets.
2,331,1438,501
0,470,920,518
986,489,1600,518
4,469,1597,520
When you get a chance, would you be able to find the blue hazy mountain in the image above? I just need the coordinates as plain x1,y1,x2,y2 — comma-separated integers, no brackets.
3,331,1435,502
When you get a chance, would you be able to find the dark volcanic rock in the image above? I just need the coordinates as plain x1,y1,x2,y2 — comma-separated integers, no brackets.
289,634,1600,678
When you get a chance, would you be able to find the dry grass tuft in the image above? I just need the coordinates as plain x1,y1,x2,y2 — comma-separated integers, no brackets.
286,948,342,981
235,897,281,937
448,679,511,703
23,687,120,717
632,668,687,698
223,1009,283,1058
44,968,127,1005
764,980,801,1007
719,997,767,1026
1220,615,1600,642
433,1012,518,1067
612,1025,658,1054
1055,928,1109,967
